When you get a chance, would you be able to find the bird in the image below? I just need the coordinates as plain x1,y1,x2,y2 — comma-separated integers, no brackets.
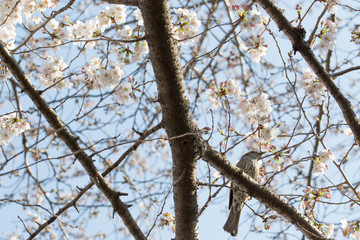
223,151,264,236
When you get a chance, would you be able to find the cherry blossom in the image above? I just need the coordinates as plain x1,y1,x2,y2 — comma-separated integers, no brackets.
245,35,268,63
0,62,12,81
82,57,125,89
133,8,144,26
312,149,335,176
344,128,353,136
205,88,221,110
341,219,360,239
0,113,30,146
238,93,273,127
39,54,72,89
351,27,360,45
172,8,201,44
299,68,326,104
113,82,136,105
317,20,337,55
323,223,334,238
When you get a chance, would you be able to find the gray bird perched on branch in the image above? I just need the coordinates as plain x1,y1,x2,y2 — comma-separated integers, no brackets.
223,151,264,236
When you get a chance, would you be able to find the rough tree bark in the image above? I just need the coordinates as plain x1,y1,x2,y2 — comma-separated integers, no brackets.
139,0,201,239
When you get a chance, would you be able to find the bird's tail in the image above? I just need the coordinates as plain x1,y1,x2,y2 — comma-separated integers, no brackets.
223,209,241,236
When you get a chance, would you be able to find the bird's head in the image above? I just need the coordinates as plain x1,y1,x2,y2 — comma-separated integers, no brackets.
245,151,265,159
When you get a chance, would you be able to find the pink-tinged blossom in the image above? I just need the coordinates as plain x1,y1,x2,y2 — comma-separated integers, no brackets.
0,113,30,146
240,10,261,32
341,219,360,239
111,5,127,25
270,159,282,172
172,8,201,44
113,82,133,105
82,57,125,89
118,25,133,39
132,41,149,62
57,26,72,41
284,155,293,165
111,40,149,64
36,0,56,12
213,171,221,179
319,149,335,162
31,14,43,24
0,62,12,82
232,3,268,32
246,35,268,63
344,128,353,135
262,126,279,141
312,161,328,176
0,0,22,44
351,27,360,45
312,149,335,176
72,19,98,40
317,20,337,55
39,54,73,89
0,0,57,45
299,68,326,104
133,8,144,26
96,11,112,32
238,94,273,127
325,0,338,14
205,88,221,110
47,18,59,31
226,78,243,98
323,223,334,238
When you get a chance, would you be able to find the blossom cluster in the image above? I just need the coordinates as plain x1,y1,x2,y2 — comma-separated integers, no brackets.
0,62,12,82
0,0,56,47
341,219,360,239
323,0,338,14
245,35,268,63
265,150,293,172
39,54,72,89
82,57,125,89
172,8,201,44
316,20,337,55
82,57,139,105
350,27,360,45
231,3,269,62
113,82,134,105
111,41,149,64
232,3,268,32
205,78,243,110
238,93,273,127
209,81,271,125
0,113,30,146
299,68,326,104
206,79,278,146
159,212,176,233
46,5,127,48
300,186,332,213
312,149,335,176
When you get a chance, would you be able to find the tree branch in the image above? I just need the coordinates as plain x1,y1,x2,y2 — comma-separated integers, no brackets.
12,0,76,52
201,142,332,240
26,122,162,239
254,0,360,145
139,0,201,239
0,42,146,240
102,0,140,7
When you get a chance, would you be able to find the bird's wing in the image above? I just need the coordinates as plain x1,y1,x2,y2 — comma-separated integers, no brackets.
229,183,233,209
